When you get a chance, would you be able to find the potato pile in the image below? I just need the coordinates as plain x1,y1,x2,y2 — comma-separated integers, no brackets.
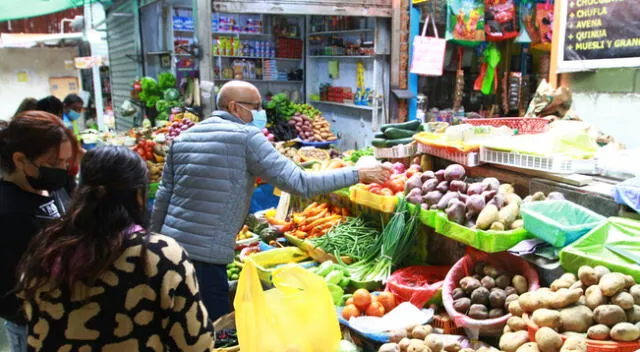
290,113,337,142
378,324,493,352
504,265,640,352
146,160,163,183
452,262,529,321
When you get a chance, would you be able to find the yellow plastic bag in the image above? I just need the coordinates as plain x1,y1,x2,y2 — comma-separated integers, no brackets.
234,260,341,352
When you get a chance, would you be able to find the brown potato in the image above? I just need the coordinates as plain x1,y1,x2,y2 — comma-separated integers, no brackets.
496,274,512,289
508,316,527,331
577,266,598,287
489,308,507,319
585,285,607,310
559,305,593,333
490,289,507,309
504,325,513,334
549,288,583,309
535,327,563,352
611,291,635,310
424,334,442,352
481,276,496,290
379,343,401,352
506,294,520,310
624,275,636,289
513,275,529,295
593,266,610,281
509,300,524,317
610,322,640,342
460,276,482,295
519,292,545,313
468,304,488,320
587,324,610,340
551,273,577,292
593,305,627,327
599,273,626,297
532,309,562,330
626,305,640,323
452,288,466,300
516,342,540,352
411,325,430,340
630,284,640,305
453,297,471,313
559,337,587,352
499,331,530,352
471,287,490,306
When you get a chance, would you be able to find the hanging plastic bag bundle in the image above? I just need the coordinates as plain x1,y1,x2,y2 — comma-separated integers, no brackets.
446,0,486,46
234,260,342,352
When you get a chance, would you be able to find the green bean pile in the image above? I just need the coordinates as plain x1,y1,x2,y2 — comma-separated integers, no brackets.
311,217,379,261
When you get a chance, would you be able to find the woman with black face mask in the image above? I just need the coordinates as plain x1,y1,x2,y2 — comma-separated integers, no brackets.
18,146,215,351
0,111,78,352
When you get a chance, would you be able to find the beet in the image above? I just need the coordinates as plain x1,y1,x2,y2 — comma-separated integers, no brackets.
406,188,423,205
437,191,460,210
482,177,500,191
482,190,498,203
423,190,444,207
435,169,446,182
466,194,486,215
421,178,439,194
450,180,468,193
446,200,466,224
467,182,486,196
436,181,449,193
444,164,466,181
458,193,469,203
421,171,436,183
404,175,423,194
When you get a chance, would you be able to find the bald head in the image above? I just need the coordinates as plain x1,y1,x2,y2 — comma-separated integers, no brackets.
217,80,261,110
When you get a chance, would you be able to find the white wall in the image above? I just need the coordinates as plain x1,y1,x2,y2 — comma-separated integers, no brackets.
0,47,78,119
571,92,640,149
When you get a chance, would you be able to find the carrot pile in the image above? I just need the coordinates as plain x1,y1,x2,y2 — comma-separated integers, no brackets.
266,202,348,239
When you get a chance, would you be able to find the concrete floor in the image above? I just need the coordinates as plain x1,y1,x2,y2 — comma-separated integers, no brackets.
0,319,10,352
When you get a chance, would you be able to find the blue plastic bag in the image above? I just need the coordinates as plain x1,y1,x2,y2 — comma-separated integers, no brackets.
613,177,640,213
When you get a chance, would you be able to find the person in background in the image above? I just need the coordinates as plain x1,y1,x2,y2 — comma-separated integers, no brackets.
13,98,38,116
35,95,83,195
150,80,391,321
62,94,84,136
0,112,78,352
36,96,63,118
18,146,215,351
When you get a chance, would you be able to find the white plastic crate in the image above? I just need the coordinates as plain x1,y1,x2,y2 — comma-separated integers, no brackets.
417,143,481,167
480,147,598,174
374,142,417,159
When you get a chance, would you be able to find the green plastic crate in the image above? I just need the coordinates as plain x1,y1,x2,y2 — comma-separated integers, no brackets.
560,217,640,282
434,212,531,253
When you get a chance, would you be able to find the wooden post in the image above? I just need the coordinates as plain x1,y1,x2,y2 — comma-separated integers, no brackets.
549,0,563,88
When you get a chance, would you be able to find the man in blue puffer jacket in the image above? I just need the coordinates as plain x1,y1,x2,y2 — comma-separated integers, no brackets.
150,80,390,320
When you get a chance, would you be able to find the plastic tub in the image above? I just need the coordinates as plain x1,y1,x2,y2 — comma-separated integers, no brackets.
560,217,640,282
385,265,450,308
442,248,540,339
464,117,549,134
523,313,640,352
521,200,605,247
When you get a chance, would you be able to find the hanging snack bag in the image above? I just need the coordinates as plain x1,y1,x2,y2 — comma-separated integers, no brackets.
446,0,486,46
532,0,554,51
485,0,519,41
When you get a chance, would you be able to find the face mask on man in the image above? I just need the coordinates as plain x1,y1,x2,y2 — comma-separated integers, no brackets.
67,110,82,121
248,110,268,130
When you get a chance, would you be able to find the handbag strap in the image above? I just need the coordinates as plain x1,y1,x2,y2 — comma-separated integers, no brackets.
421,14,439,38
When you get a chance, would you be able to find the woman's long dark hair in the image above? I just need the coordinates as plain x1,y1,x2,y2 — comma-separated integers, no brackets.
19,146,150,299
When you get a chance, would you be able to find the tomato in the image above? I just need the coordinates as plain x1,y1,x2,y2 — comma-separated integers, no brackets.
388,179,405,194
366,183,380,190
365,301,385,317
368,186,382,195
342,304,361,320
345,297,354,306
353,289,372,312
380,188,394,196
405,170,415,178
377,291,397,313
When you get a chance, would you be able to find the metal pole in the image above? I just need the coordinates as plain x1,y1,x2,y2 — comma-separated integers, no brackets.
195,0,214,117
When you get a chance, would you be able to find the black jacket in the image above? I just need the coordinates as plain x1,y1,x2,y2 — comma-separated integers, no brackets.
0,180,68,324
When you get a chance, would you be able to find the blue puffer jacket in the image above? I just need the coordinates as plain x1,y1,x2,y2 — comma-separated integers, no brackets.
150,111,359,264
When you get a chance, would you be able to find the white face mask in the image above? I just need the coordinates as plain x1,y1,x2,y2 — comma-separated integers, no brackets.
248,110,267,129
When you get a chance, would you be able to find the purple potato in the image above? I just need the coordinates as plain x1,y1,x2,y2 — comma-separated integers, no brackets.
444,164,466,181
421,178,440,194
435,169,446,182
450,180,468,193
436,181,450,194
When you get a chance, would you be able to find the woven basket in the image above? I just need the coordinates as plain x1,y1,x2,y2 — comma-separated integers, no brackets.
213,312,240,352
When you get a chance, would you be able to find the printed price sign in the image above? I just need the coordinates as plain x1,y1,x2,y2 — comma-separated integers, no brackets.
557,0,640,72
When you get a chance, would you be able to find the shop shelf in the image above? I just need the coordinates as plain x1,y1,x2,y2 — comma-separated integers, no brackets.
480,147,598,174
309,55,374,59
216,79,303,84
310,100,376,111
417,143,481,167
214,55,301,61
308,29,374,36
212,31,268,37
